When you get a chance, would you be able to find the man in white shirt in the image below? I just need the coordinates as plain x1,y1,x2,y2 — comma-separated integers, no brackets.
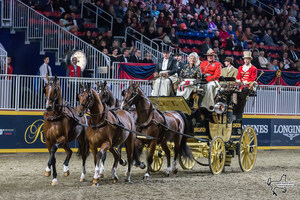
39,56,52,85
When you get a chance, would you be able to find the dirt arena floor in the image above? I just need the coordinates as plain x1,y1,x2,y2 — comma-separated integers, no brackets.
0,150,299,200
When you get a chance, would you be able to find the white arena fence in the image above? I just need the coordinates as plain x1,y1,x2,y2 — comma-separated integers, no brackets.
0,74,299,115
0,47,8,74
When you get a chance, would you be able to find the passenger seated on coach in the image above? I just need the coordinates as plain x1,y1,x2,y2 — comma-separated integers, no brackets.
152,47,177,96
176,52,201,109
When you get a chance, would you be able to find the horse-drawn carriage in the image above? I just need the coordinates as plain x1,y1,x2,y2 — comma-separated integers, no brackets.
147,78,258,175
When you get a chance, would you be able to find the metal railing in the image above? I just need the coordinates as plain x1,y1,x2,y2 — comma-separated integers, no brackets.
135,41,159,63
6,0,110,78
0,47,8,74
0,74,152,110
81,0,113,31
125,27,160,52
246,0,274,16
0,0,12,26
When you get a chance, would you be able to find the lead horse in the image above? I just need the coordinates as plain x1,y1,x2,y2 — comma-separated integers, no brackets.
77,84,136,185
43,75,89,185
121,81,192,180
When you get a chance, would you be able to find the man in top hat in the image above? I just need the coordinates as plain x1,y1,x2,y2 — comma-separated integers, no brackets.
199,48,222,112
152,46,177,96
221,57,238,78
235,51,258,119
174,49,185,77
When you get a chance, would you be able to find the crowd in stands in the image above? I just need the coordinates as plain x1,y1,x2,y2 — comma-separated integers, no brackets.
22,0,300,73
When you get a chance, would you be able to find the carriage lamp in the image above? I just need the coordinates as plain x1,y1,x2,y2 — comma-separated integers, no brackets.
214,102,227,114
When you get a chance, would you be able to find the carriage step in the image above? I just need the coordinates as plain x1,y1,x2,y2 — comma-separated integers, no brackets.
225,154,232,166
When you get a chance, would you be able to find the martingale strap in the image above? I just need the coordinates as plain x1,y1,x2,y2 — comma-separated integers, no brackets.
89,105,109,129
45,112,65,122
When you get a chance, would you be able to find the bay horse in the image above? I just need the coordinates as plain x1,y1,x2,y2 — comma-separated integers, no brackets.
43,75,89,185
121,81,191,180
77,84,136,185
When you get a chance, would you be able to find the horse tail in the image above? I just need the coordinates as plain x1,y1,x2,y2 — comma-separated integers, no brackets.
77,134,90,159
176,111,193,160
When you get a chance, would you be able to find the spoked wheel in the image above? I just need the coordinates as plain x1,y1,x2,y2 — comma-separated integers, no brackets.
149,147,163,172
179,151,197,170
209,137,226,175
239,126,257,172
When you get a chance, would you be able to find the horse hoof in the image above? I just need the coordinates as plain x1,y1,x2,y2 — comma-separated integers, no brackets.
80,178,85,182
99,173,104,178
140,162,146,169
64,171,70,177
125,179,131,183
92,183,98,187
172,169,178,174
44,171,51,177
143,176,149,181
51,180,58,186
112,178,118,184
92,178,99,185
165,173,170,177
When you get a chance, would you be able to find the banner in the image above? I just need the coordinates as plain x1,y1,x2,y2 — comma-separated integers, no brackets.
0,112,299,152
258,69,300,86
117,62,156,80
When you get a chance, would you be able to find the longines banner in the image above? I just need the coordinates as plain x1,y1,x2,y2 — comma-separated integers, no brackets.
0,112,299,152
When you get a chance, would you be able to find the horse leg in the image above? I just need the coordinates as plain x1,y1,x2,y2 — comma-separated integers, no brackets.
133,139,146,169
172,135,181,174
99,152,107,178
119,143,127,166
161,138,171,177
124,135,134,182
62,144,72,177
144,140,157,181
77,133,89,182
50,144,58,185
90,144,100,186
44,142,52,177
109,146,121,183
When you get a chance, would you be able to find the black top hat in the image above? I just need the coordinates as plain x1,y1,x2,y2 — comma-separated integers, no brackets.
173,48,182,56
163,45,171,53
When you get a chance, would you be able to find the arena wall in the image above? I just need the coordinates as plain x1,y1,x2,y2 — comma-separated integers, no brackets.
0,111,300,153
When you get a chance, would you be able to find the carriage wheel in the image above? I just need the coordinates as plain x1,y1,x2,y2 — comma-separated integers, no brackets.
149,148,163,172
209,137,226,175
238,126,257,172
179,152,197,170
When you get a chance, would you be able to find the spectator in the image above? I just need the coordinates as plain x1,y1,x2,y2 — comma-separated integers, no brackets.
251,50,260,69
219,25,230,44
258,42,265,52
156,27,166,40
207,16,217,32
129,49,142,63
59,12,78,32
110,47,120,70
67,57,82,77
227,25,237,41
218,48,226,64
263,29,276,46
146,26,158,40
119,48,130,63
110,40,122,55
151,5,160,20
98,40,107,52
282,52,294,71
39,56,52,85
102,48,109,56
70,12,83,31
287,42,300,68
102,30,114,47
201,37,212,55
235,25,243,38
143,52,154,63
269,59,279,71
2,56,13,76
168,27,179,47
236,34,248,51
258,51,270,69
83,30,92,44
243,27,254,44
225,34,237,51
212,40,220,52
157,12,166,26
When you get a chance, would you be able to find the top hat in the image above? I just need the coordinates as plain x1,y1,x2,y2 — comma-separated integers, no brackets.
205,48,217,56
163,45,171,53
173,48,182,56
242,51,253,60
224,57,234,65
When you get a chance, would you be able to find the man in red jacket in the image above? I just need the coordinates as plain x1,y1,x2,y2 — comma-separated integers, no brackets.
67,57,82,77
235,51,258,119
199,48,222,111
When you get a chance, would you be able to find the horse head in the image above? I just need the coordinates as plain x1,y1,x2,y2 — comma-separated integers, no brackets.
121,80,140,110
96,80,113,106
44,75,61,112
77,83,94,117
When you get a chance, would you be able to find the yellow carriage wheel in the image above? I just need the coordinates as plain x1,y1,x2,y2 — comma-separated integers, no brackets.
149,148,163,172
179,152,197,170
238,126,257,172
209,137,226,175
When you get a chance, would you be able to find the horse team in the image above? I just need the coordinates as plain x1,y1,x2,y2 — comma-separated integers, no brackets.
43,75,191,186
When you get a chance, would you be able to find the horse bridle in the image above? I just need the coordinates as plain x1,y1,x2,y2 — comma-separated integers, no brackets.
123,85,139,108
45,82,60,111
79,90,94,114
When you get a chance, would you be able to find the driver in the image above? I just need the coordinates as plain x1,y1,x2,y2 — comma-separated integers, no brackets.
199,49,222,112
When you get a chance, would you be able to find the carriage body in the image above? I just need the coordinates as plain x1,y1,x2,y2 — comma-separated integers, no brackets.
148,81,258,175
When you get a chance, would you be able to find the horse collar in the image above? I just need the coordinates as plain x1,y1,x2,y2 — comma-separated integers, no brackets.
45,112,64,122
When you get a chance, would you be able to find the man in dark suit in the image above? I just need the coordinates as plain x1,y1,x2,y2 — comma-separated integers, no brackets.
173,48,185,76
287,42,300,70
119,48,130,63
128,49,142,63
70,12,83,31
152,47,177,96
201,37,212,56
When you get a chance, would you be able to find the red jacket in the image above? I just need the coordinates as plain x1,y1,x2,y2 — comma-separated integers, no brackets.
200,61,221,82
236,64,257,84
68,65,81,77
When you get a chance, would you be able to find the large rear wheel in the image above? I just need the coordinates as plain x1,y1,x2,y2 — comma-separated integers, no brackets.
209,137,226,175
149,146,163,172
238,126,257,172
179,152,197,170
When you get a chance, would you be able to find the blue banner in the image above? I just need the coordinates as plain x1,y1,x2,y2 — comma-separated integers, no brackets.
258,70,300,86
117,63,156,80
